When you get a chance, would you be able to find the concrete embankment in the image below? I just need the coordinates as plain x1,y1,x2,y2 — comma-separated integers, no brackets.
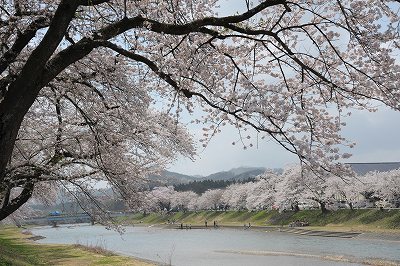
169,224,362,238
277,228,361,238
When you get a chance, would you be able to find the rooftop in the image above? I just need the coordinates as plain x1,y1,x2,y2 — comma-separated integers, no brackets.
347,162,400,175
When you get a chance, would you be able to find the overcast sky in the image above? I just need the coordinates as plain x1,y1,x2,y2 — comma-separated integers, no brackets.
168,107,400,176
167,1,400,176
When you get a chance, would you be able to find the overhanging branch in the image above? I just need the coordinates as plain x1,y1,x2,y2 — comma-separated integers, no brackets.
0,182,34,221
0,16,52,75
100,41,193,98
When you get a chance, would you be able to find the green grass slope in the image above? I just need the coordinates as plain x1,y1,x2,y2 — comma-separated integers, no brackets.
120,209,400,232
0,227,153,266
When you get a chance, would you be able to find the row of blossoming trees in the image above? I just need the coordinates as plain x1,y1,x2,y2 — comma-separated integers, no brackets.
138,167,400,214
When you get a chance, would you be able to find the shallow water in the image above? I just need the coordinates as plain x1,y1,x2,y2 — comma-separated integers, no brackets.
32,225,400,266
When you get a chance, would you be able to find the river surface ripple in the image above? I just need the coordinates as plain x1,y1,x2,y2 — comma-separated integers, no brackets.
31,225,400,266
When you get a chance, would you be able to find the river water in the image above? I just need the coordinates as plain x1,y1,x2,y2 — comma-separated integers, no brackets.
31,225,400,266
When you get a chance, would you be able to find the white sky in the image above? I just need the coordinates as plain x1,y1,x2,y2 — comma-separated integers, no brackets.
167,1,400,176
168,106,400,176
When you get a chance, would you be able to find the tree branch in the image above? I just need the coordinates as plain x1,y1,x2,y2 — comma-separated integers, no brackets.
0,0,80,183
0,182,34,221
42,1,286,89
0,16,52,75
79,0,111,6
100,41,193,98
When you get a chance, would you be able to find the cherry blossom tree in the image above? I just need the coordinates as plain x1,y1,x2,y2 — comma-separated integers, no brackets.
221,183,249,210
361,170,400,207
2,0,400,220
272,166,334,213
136,168,397,213
326,175,362,210
378,170,400,207
197,189,223,210
134,191,157,214
275,165,305,211
147,186,175,212
357,171,382,206
300,171,335,213
246,171,279,210
171,190,197,212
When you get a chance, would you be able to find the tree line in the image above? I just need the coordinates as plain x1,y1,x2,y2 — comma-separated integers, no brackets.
174,178,256,194
136,167,400,214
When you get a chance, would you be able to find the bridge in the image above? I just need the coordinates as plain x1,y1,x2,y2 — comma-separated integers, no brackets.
22,212,126,226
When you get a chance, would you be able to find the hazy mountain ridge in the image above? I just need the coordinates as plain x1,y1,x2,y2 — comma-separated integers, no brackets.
151,162,400,186
148,171,198,185
148,166,269,185
200,167,268,181
226,167,266,176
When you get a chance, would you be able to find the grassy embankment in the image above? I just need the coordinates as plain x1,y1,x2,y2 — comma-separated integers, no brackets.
0,226,154,266
119,209,400,232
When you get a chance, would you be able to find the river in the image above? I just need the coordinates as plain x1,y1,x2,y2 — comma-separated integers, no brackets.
31,225,400,266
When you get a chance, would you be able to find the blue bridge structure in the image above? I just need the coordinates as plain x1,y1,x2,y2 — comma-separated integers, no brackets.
22,212,127,226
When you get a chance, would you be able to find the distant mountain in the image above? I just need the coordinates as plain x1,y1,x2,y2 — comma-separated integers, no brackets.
228,167,265,176
201,171,233,181
233,168,268,180
200,167,267,181
154,162,400,186
147,167,270,186
148,170,198,185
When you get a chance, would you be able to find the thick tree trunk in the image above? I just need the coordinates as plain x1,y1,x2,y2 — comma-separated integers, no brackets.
0,121,21,184
0,104,29,221
0,0,80,180
319,202,328,214
0,0,80,221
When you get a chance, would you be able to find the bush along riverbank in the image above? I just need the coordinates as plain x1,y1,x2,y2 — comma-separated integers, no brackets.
0,226,154,266
118,209,400,232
